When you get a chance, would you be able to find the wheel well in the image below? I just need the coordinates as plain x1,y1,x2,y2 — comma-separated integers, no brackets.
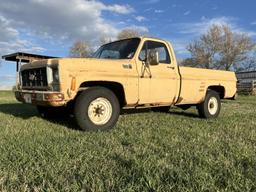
207,86,225,99
79,81,126,107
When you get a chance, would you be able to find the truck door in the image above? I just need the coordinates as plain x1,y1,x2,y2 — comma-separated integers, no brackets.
137,40,178,104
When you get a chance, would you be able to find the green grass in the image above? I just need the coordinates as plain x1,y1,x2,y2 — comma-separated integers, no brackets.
0,91,255,192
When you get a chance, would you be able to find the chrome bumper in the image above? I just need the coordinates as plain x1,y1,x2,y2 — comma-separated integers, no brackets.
15,90,66,107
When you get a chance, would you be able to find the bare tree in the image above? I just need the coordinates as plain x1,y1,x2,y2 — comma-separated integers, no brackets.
218,25,255,70
235,52,256,72
186,25,222,68
117,28,142,40
185,24,255,71
99,36,112,46
69,40,92,58
180,58,198,67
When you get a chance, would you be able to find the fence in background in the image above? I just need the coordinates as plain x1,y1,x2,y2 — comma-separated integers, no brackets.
236,71,256,95
237,80,256,95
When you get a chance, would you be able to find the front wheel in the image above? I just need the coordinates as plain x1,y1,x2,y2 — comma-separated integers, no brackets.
74,87,120,131
197,90,221,118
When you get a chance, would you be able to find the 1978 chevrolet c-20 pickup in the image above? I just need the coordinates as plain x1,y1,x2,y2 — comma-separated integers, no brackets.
3,37,237,131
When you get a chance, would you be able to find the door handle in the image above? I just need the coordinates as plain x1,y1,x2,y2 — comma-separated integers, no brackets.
167,66,175,70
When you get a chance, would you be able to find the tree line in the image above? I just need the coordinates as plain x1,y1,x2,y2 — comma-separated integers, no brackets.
70,25,256,72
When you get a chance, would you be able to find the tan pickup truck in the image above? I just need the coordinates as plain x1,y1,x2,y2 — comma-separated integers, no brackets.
3,37,237,131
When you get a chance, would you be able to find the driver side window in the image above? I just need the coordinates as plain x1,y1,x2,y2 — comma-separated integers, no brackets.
139,41,171,64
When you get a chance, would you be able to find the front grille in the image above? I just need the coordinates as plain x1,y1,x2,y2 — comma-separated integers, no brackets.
21,67,48,88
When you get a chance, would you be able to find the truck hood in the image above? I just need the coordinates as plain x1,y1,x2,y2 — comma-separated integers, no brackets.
20,57,133,72
58,58,132,73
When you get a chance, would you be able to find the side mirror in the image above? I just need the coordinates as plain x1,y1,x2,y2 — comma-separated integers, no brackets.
147,49,159,65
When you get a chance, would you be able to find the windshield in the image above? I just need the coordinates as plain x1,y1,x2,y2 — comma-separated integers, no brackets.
93,38,140,59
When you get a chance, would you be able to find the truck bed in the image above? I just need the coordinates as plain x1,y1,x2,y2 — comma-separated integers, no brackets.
177,67,237,105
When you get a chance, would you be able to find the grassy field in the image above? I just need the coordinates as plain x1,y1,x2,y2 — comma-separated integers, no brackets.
0,91,255,192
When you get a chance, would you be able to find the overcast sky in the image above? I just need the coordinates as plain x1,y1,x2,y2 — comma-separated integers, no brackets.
0,0,256,89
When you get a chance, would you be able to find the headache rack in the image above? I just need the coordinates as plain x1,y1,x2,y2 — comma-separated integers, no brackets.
2,52,58,72
2,52,59,90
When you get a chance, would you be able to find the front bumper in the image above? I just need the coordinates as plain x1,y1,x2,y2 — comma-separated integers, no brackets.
15,90,66,107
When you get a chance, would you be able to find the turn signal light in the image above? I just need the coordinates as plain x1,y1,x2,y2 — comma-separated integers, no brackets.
71,77,76,91
44,93,64,101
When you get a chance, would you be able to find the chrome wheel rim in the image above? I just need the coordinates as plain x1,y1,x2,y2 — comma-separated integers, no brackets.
208,97,218,115
88,97,112,125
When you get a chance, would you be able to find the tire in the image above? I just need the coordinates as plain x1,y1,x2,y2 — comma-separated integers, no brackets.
74,87,120,131
152,106,170,113
197,90,221,118
37,106,68,118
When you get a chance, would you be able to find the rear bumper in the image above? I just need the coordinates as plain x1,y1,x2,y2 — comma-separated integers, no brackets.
15,90,66,107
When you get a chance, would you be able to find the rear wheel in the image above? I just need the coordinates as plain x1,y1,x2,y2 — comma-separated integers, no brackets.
197,90,221,118
74,87,120,131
